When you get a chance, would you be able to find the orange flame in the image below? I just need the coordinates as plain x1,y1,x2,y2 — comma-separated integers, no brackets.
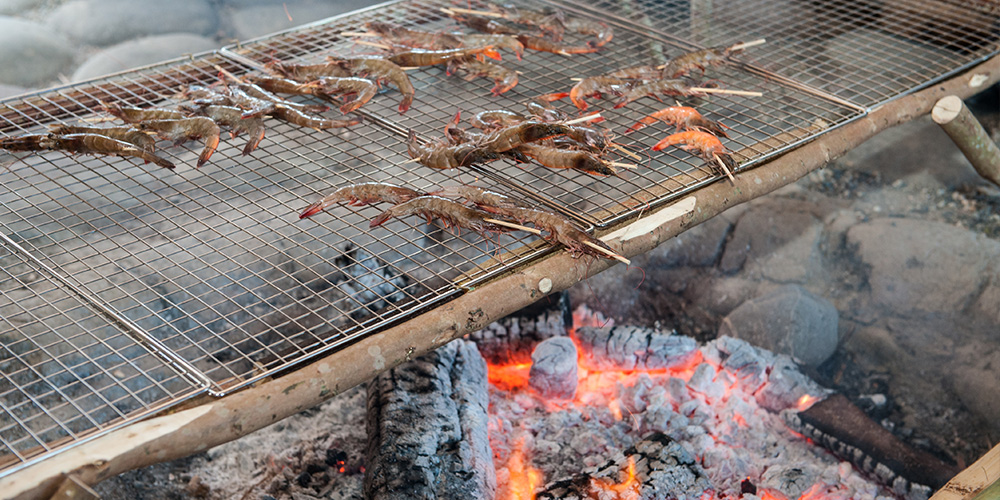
608,399,623,421
796,394,817,412
489,362,533,391
507,437,543,500
590,456,640,499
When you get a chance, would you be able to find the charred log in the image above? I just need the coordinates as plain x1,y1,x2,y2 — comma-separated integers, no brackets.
574,325,699,371
364,339,495,500
788,393,960,499
536,432,711,500
471,291,572,364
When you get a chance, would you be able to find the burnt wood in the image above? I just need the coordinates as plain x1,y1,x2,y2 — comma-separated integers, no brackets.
364,339,495,500
792,394,960,496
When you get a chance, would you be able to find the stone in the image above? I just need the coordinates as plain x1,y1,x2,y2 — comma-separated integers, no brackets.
719,199,823,283
71,34,219,82
846,218,1000,314
0,17,74,87
225,0,375,40
0,0,44,15
718,284,839,368
647,214,733,268
48,0,218,47
950,353,1000,436
529,336,578,400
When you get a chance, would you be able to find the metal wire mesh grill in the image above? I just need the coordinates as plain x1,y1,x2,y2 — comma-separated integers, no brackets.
222,0,862,228
0,238,200,471
557,0,999,109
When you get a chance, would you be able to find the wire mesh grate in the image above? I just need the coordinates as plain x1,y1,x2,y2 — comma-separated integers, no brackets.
555,0,999,109
0,237,200,472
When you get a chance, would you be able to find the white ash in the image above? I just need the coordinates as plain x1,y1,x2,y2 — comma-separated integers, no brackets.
489,330,897,499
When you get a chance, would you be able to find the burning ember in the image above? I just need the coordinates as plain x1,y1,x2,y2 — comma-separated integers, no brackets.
487,306,897,500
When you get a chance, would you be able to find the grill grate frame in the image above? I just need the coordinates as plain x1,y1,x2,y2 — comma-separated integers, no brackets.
1,0,996,479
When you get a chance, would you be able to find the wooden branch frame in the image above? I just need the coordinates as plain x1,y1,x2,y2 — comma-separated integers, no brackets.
3,53,997,500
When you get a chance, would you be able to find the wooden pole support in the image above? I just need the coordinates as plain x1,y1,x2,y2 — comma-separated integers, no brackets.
932,95,1000,188
931,440,1000,500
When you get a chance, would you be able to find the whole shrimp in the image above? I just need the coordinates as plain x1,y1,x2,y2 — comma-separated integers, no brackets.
407,130,501,169
365,21,462,49
477,121,573,153
369,195,510,237
266,61,351,82
490,5,566,38
429,185,527,211
387,45,501,67
625,105,727,137
541,76,628,111
271,106,363,130
461,35,524,59
450,13,519,36
564,18,613,48
232,82,329,115
516,34,599,56
299,182,423,219
246,75,377,114
469,109,526,130
0,133,174,169
136,117,221,168
662,42,746,78
652,129,739,172
517,143,618,176
327,56,415,113
446,57,519,95
497,206,618,259
606,64,663,80
48,125,156,153
614,79,703,109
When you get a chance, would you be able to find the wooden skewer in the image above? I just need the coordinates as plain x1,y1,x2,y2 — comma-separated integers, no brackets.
444,6,504,17
730,38,766,51
584,241,630,264
570,77,582,82
400,158,421,165
400,67,420,71
213,64,245,83
341,31,377,38
713,153,736,183
563,113,601,125
609,161,638,170
689,87,763,97
611,143,641,161
484,218,542,235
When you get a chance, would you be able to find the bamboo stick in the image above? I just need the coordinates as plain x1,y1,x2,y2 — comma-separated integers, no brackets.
584,241,630,264
340,31,377,37
689,87,763,97
444,6,504,17
353,40,391,50
484,218,542,234
713,153,736,183
730,38,766,51
609,161,638,170
932,95,1000,188
611,144,642,161
212,64,244,83
563,113,602,125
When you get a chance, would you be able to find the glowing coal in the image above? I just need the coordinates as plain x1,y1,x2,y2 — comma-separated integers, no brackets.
487,308,904,500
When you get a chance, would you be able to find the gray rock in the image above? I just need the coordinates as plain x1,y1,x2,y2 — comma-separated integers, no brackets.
847,218,1000,314
719,199,823,283
951,359,1000,435
973,270,1000,324
0,0,44,15
226,0,374,40
648,214,732,268
48,0,218,47
72,34,218,82
718,284,839,368
0,17,74,87
529,336,578,399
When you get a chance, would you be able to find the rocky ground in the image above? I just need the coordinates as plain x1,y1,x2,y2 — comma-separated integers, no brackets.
0,0,378,97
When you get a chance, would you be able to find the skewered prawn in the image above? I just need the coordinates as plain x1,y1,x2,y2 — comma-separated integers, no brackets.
0,133,174,169
327,56,415,113
185,104,265,156
469,109,526,130
135,117,221,168
477,121,573,153
233,82,329,115
266,61,351,81
365,21,463,49
563,17,613,48
541,76,628,111
429,185,527,211
625,105,728,137
299,182,423,219
517,143,618,176
48,125,156,152
369,195,510,237
386,45,501,67
662,42,746,78
446,57,519,95
407,130,502,169
516,34,599,56
270,106,363,130
248,76,377,114
652,130,739,172
102,102,184,122
497,206,618,259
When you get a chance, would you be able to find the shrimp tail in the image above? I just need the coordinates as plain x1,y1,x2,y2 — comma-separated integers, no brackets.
299,201,326,219
539,92,570,102
369,211,393,228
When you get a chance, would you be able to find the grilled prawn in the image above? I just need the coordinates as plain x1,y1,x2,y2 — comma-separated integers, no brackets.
300,182,423,219
327,56,415,113
625,106,727,137
369,195,510,237
135,117,220,168
0,133,174,169
652,130,739,172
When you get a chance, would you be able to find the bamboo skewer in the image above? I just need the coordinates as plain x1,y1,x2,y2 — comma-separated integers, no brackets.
483,218,542,234
689,87,763,97
584,241,630,264
562,112,602,125
713,153,736,183
353,40,392,50
213,64,245,83
730,38,766,51
611,144,642,161
341,31,377,38
609,162,638,170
